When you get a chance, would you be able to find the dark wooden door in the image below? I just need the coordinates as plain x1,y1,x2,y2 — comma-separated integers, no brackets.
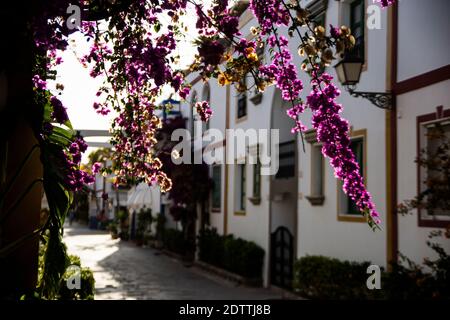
270,226,294,289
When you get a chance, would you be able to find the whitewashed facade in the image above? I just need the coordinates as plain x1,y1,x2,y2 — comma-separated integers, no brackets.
162,0,450,288
395,0,450,264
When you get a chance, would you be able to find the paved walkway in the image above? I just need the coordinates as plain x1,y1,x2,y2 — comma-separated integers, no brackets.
63,223,283,300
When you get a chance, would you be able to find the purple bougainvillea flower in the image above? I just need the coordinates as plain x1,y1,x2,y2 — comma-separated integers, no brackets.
50,96,69,124
33,75,47,90
195,101,213,122
92,162,102,174
373,0,396,8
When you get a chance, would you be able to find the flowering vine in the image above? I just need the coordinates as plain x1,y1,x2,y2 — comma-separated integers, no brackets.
247,0,385,227
307,73,380,226
28,0,398,250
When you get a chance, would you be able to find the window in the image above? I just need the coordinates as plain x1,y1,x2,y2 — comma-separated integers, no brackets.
305,129,325,205
311,145,324,197
417,108,450,228
211,165,221,211
237,76,247,119
308,144,325,205
276,141,296,179
235,164,246,214
253,161,261,200
346,137,364,214
247,144,261,205
424,123,450,216
349,0,365,61
337,129,366,222
307,0,328,28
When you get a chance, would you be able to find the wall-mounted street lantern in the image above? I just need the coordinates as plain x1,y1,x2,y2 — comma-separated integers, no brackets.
334,57,393,110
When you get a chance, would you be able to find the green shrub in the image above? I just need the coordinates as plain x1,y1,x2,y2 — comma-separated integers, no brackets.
59,264,95,300
198,228,265,279
163,228,186,255
293,252,450,300
120,229,129,241
383,249,450,300
239,241,265,278
293,255,376,299
108,221,118,234
198,228,225,267
36,243,95,300
136,208,153,240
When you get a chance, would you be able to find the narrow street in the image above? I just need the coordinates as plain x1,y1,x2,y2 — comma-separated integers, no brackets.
63,224,282,300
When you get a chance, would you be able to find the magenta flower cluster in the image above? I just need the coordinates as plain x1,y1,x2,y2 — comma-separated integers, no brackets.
50,96,69,124
373,0,396,8
92,162,102,174
63,138,95,191
33,75,47,90
93,102,110,116
249,0,290,34
81,2,193,189
307,73,380,225
259,33,306,133
195,101,213,122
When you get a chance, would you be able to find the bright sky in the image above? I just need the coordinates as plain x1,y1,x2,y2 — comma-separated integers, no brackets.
50,21,199,131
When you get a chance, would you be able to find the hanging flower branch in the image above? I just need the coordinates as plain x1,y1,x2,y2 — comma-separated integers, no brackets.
248,0,382,228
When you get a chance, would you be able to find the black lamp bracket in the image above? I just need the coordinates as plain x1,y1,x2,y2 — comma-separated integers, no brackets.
346,85,393,110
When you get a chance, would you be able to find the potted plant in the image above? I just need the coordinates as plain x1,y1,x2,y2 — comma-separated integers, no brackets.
109,221,119,239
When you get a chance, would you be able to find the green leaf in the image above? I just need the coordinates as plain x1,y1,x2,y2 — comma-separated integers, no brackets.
43,102,52,123
43,176,72,226
52,126,75,140
47,126,75,147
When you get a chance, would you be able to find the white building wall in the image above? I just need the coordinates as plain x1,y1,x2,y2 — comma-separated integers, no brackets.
396,80,450,264
394,0,450,265
397,0,450,82
179,0,449,285
296,0,388,267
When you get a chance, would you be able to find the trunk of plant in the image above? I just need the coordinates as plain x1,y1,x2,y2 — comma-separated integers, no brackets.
0,8,43,298
0,121,43,298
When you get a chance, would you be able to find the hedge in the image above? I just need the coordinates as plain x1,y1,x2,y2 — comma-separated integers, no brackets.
198,228,265,279
293,255,450,300
293,255,379,299
162,228,187,256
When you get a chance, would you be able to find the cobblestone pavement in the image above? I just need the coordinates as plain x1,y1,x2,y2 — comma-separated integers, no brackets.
63,223,283,300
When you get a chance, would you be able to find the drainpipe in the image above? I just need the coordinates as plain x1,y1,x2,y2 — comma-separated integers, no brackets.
223,85,230,235
386,3,399,268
